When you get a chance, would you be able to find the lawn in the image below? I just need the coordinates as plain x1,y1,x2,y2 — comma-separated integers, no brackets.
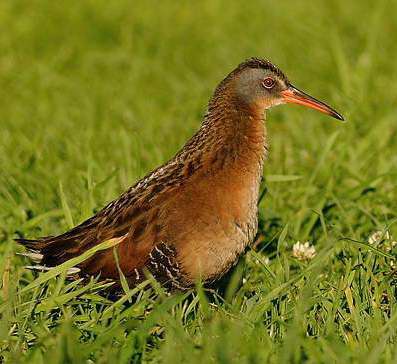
1,0,397,362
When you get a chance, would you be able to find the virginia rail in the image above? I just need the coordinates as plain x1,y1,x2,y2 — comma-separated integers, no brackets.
16,58,344,291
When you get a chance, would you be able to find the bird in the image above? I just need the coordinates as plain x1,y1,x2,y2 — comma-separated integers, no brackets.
16,58,344,292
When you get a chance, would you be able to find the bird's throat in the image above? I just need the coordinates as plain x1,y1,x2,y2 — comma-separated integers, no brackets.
199,97,268,174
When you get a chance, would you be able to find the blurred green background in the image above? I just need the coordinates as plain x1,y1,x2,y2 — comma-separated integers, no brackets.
0,0,397,363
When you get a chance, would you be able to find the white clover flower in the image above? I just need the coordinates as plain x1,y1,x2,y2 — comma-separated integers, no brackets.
292,241,316,261
254,256,270,265
368,230,391,245
384,241,396,252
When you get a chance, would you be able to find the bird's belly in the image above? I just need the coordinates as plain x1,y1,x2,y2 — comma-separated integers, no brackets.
180,218,258,283
168,199,259,283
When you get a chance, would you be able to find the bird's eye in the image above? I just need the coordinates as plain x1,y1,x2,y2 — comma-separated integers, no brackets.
262,77,275,89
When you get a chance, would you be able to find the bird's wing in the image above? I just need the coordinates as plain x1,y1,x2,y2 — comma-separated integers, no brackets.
15,156,189,282
16,194,162,269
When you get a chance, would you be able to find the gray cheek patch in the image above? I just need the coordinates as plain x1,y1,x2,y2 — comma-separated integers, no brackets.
235,69,267,104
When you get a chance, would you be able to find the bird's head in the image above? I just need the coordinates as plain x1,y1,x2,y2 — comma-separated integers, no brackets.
220,58,344,121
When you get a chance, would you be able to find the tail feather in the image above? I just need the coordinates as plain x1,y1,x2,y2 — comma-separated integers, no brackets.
16,251,43,263
25,265,81,276
14,237,52,250
15,234,82,266
15,238,81,276
15,235,68,265
14,213,106,276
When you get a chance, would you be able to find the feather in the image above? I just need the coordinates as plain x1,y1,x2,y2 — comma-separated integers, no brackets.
16,251,43,263
25,265,81,276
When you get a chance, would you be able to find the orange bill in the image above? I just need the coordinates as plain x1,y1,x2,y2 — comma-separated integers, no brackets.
281,85,344,121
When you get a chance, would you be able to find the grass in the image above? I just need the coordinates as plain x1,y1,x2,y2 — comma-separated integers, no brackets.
0,0,397,362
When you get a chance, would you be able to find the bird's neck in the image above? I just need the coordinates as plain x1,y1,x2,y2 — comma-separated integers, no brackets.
181,92,268,176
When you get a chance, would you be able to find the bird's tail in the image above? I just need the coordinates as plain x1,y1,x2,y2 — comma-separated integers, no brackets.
15,237,81,276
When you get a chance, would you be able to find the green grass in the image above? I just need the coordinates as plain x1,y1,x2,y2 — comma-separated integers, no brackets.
1,0,397,362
